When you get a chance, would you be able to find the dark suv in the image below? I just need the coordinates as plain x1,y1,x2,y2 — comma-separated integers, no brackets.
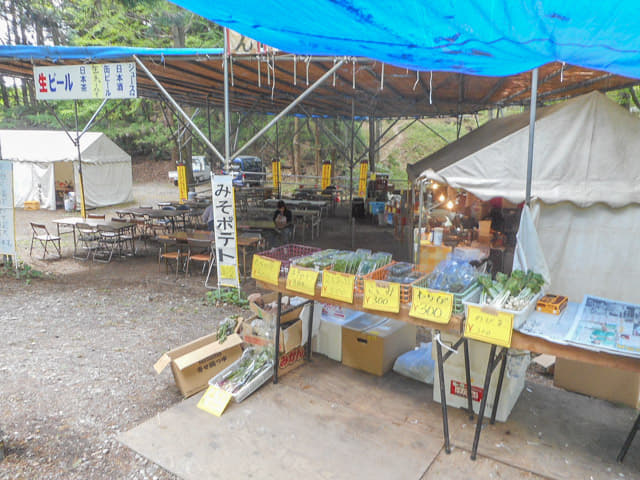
227,156,265,187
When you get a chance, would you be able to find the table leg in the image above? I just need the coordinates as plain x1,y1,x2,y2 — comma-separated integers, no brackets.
490,351,508,424
463,338,474,420
273,292,282,384
306,302,314,361
471,344,497,460
618,411,640,463
435,330,452,454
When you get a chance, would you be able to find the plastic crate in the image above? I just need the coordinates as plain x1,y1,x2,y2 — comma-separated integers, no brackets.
413,279,482,314
356,262,427,304
259,244,321,275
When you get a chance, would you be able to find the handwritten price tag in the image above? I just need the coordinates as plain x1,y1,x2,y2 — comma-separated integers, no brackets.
321,270,355,304
363,279,400,313
286,266,319,296
409,287,453,324
251,255,281,285
220,264,237,280
197,385,232,417
464,305,514,348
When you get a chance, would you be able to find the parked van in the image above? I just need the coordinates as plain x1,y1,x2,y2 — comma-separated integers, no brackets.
227,156,265,187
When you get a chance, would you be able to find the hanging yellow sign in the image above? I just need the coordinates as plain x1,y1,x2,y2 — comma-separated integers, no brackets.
363,279,401,313
321,270,355,303
321,161,332,190
177,164,188,203
286,266,319,296
272,159,282,190
409,287,454,324
357,160,369,197
464,305,514,348
251,255,281,285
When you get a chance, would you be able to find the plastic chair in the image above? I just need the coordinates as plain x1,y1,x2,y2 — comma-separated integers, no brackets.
29,222,61,259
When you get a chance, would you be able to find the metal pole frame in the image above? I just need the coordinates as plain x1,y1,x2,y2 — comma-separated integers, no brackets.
231,59,346,159
223,28,231,169
133,55,226,165
525,68,539,205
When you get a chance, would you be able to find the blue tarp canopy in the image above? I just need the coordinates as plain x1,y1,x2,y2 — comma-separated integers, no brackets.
171,0,640,80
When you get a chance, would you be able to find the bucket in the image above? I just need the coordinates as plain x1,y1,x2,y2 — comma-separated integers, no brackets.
64,196,74,212
188,191,197,201
432,227,444,246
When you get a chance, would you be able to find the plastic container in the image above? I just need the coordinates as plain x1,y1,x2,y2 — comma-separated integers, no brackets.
208,349,274,403
432,227,444,246
357,261,428,303
259,244,321,275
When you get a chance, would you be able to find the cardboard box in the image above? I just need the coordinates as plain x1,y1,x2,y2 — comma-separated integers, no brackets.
241,308,303,354
554,358,640,408
313,306,363,361
278,345,307,376
342,316,417,376
432,332,530,422
154,333,243,398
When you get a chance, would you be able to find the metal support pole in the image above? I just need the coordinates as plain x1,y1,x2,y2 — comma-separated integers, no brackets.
80,97,108,137
232,59,346,159
350,98,356,249
133,55,225,164
525,67,539,205
273,292,283,384
416,180,425,264
223,29,231,169
463,338,474,420
206,95,212,144
74,101,87,219
435,330,451,454
471,344,497,460
618,411,640,463
306,301,314,361
490,351,508,424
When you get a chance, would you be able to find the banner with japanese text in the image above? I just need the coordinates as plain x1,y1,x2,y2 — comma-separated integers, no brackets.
34,63,137,100
0,161,16,257
211,175,240,288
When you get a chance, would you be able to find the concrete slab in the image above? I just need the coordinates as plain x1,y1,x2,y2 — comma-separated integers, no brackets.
121,356,640,480
421,446,546,480
449,382,640,480
119,359,446,480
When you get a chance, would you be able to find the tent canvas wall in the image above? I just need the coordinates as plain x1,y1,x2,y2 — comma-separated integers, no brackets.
410,91,640,304
0,130,133,210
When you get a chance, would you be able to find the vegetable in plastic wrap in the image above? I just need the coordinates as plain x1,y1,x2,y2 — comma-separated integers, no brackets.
425,253,478,293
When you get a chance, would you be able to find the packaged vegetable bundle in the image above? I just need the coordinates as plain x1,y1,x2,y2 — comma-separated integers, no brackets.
210,345,274,395
424,253,478,293
356,251,393,276
478,270,544,311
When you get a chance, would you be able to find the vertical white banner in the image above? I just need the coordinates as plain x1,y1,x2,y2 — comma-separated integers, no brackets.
0,160,17,257
211,175,240,288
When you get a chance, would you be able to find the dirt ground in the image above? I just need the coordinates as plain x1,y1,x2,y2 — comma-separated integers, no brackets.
0,177,554,479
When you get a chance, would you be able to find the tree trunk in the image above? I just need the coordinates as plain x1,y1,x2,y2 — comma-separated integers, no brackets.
314,118,321,177
293,116,300,177
1,84,10,108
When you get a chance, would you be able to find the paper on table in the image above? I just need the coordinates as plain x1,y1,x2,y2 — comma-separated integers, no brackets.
516,301,579,345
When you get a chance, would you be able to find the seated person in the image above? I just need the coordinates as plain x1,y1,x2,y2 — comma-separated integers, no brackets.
201,203,214,231
272,200,293,244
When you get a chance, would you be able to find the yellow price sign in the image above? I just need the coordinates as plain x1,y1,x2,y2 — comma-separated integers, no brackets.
363,279,401,313
286,266,319,296
220,264,237,280
197,385,233,417
251,255,281,285
464,305,514,348
321,270,355,304
409,287,454,324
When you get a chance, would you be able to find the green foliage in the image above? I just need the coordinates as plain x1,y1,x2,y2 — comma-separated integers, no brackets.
205,288,249,307
0,260,44,285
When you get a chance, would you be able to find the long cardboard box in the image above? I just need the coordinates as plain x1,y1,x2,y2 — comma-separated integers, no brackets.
554,358,640,408
154,332,243,398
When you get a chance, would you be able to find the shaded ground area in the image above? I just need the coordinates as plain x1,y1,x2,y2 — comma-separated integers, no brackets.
2,180,555,478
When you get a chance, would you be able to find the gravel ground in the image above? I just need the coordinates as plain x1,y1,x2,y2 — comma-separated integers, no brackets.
1,180,249,479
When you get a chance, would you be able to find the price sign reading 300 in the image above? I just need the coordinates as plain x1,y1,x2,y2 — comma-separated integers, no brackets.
409,287,453,324
363,279,400,313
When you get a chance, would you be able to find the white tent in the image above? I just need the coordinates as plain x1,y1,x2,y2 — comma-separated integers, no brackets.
0,130,133,210
410,91,640,303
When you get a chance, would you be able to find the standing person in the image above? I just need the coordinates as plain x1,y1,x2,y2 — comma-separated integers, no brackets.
202,203,214,231
272,200,293,245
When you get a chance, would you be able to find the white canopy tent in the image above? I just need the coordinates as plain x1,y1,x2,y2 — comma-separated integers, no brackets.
0,130,133,210
411,91,640,303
